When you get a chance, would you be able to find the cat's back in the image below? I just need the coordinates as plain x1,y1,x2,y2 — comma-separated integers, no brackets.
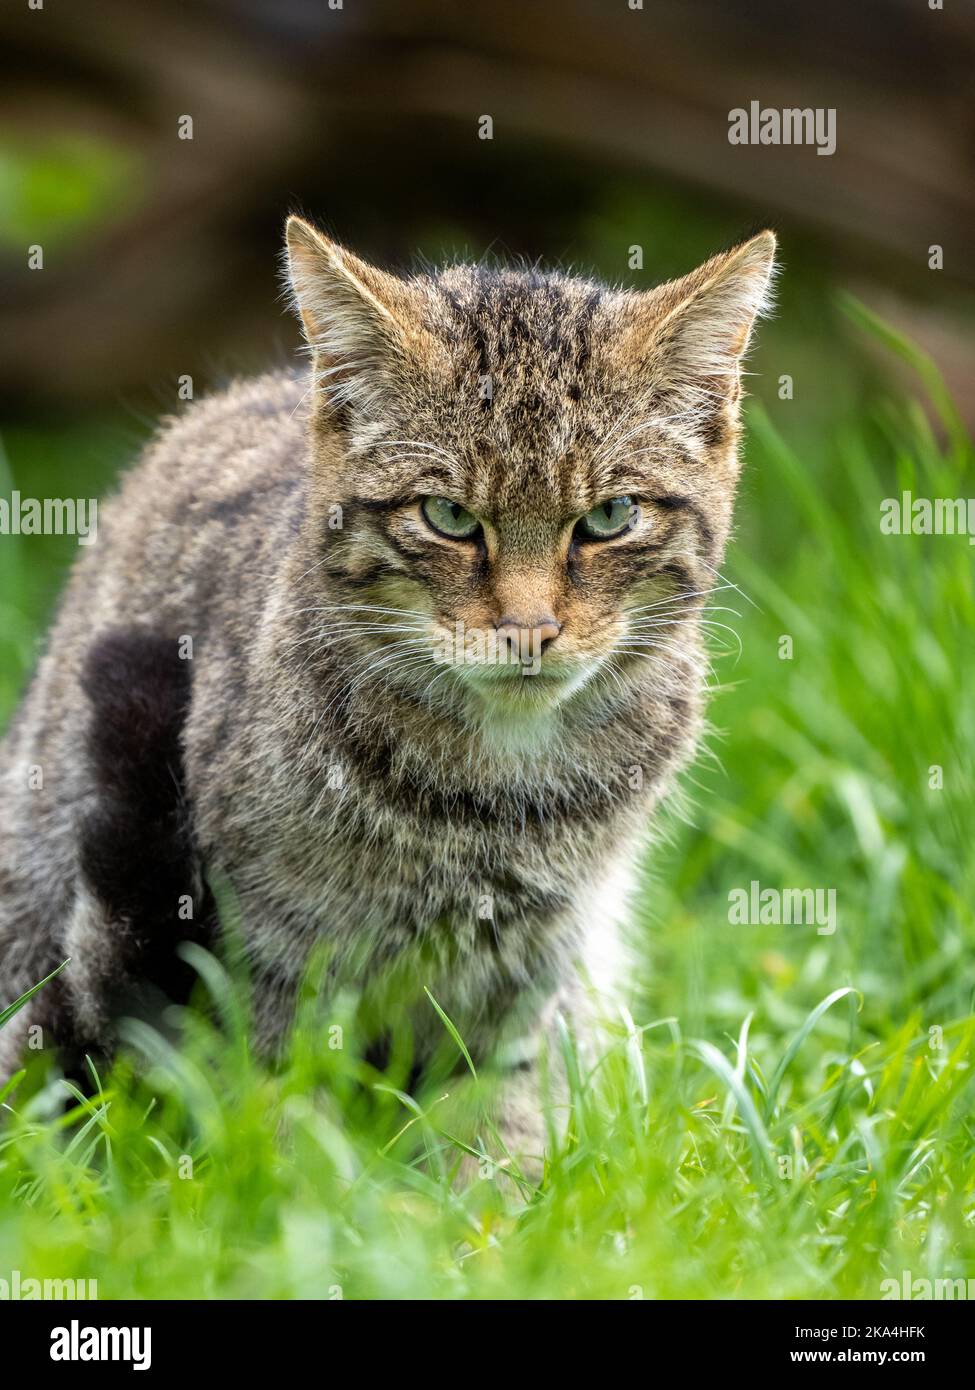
0,371,312,1037
1,369,311,773
59,369,310,626
105,368,309,554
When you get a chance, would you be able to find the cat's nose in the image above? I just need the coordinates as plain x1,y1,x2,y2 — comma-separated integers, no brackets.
495,614,562,659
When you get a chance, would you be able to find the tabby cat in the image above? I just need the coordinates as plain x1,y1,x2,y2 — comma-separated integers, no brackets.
0,218,775,1165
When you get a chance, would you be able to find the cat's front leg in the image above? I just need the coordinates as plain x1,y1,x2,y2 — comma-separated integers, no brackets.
480,876,634,1185
490,1055,557,1184
463,985,580,1188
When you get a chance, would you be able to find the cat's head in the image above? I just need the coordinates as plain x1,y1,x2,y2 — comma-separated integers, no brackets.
285,217,775,720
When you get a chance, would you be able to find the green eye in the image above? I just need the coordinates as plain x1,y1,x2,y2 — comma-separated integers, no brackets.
576,496,638,540
420,496,481,540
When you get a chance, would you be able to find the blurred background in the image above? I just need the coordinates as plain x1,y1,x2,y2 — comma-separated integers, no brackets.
1,0,973,709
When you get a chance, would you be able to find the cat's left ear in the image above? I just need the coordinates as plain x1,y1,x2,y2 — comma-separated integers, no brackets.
625,230,777,413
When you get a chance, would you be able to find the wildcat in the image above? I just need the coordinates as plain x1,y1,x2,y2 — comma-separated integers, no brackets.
0,218,775,1165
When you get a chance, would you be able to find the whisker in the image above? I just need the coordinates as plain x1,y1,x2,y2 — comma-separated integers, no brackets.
695,557,761,613
375,438,461,465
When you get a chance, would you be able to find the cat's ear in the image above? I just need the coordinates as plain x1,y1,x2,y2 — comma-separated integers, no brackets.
625,231,777,415
284,216,432,411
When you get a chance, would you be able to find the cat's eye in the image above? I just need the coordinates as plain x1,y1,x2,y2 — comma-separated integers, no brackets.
575,496,638,541
420,496,482,540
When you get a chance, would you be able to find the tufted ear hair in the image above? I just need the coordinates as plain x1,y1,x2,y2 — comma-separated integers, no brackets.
620,231,777,420
284,216,436,415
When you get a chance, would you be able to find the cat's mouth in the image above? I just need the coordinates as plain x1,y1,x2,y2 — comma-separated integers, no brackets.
459,659,599,710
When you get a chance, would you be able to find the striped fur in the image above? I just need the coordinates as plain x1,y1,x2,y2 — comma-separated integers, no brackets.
0,222,775,1163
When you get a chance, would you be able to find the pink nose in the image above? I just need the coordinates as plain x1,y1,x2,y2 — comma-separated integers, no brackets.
495,615,562,660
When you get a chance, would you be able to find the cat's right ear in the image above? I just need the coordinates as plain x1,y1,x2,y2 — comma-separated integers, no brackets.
284,217,431,412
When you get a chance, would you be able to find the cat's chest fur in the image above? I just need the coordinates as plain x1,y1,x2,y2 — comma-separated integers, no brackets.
182,650,675,1050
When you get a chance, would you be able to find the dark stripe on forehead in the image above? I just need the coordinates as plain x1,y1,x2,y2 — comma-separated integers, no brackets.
439,283,491,379
438,271,605,385
572,289,602,375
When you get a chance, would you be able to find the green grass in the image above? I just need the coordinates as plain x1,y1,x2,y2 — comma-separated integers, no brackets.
1,307,973,1300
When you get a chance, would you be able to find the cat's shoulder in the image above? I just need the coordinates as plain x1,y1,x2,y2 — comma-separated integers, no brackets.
151,368,309,465
109,368,311,522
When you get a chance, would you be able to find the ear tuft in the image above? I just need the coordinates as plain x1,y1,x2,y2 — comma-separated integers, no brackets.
284,217,406,344
283,216,429,414
628,231,778,414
